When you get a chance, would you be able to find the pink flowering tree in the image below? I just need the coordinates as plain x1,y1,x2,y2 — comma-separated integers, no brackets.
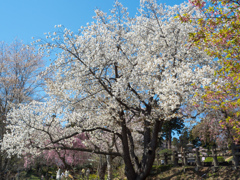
192,111,235,148
23,133,89,169
179,0,240,142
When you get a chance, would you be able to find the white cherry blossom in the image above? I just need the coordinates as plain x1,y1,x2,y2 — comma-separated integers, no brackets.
2,1,217,179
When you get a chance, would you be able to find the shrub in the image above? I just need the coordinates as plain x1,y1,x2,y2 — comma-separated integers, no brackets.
204,156,225,163
159,149,173,155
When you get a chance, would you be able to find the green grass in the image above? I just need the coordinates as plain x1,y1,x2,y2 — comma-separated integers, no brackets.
204,156,225,163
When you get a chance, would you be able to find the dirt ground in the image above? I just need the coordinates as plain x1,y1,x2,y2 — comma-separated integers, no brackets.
147,166,240,180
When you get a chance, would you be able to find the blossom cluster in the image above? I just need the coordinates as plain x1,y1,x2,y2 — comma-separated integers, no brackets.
2,1,215,166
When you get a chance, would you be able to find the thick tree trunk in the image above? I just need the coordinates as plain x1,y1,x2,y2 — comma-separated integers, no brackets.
122,119,163,180
121,118,137,180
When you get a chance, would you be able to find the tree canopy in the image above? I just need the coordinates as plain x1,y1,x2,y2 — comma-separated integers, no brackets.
0,40,44,180
180,0,240,142
2,1,216,179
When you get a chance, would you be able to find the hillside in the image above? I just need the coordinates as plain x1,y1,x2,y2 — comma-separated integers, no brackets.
147,166,240,180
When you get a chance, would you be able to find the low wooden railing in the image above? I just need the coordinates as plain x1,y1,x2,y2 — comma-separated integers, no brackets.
157,143,240,170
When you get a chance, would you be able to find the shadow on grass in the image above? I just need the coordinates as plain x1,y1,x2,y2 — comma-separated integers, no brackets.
153,166,213,180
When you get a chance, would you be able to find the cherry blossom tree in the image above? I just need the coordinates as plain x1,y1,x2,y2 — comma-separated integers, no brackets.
0,40,44,180
23,133,89,169
2,1,216,179
191,112,233,148
180,0,240,142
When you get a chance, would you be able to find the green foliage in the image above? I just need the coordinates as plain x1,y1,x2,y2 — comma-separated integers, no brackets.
161,117,185,148
175,127,202,150
217,156,225,163
204,156,225,163
208,172,216,177
159,149,172,155
204,157,213,163
187,0,240,142
89,174,98,179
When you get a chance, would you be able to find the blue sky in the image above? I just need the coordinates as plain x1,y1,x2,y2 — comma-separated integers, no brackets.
0,0,186,44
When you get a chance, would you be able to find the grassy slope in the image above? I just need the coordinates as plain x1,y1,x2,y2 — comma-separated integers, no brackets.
148,166,240,180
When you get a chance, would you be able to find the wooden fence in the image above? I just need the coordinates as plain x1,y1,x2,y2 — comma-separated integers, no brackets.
157,143,240,170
